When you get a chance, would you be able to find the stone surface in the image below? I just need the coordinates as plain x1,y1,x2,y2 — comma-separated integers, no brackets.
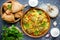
0,0,60,40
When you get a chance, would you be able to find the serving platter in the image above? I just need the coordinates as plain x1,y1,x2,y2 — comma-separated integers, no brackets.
21,7,50,38
0,0,60,40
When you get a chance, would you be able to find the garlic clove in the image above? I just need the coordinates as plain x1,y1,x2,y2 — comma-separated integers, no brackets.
45,34,50,37
53,21,57,26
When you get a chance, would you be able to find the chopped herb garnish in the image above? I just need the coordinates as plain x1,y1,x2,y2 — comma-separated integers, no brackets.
37,10,42,15
7,4,12,10
24,23,29,28
41,21,47,27
34,30,39,35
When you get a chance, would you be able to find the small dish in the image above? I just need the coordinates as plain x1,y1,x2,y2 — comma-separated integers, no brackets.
50,28,60,37
28,0,38,7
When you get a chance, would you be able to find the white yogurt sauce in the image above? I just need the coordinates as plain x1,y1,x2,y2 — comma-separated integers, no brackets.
28,0,38,7
50,28,60,37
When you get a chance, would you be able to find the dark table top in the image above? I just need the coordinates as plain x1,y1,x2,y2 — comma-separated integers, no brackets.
0,0,60,40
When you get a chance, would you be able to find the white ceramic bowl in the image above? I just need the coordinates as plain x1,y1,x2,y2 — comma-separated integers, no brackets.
28,0,38,7
50,28,60,37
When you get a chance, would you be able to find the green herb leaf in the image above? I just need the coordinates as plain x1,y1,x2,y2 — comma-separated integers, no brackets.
37,10,42,15
24,23,29,28
7,4,12,10
41,21,46,27
34,30,39,35
2,25,7,30
11,25,15,27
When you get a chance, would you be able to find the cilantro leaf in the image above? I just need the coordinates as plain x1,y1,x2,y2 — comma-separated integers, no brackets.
41,21,47,27
37,10,42,15
34,30,39,35
24,23,29,28
7,4,12,10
